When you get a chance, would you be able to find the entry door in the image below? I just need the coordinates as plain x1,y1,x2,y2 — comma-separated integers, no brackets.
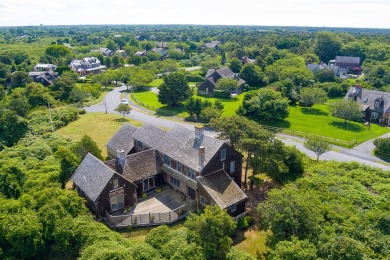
143,178,149,191
188,187,196,200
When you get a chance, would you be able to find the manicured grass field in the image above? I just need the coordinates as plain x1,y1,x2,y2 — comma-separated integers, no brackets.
56,113,143,158
260,104,389,144
148,78,163,87
233,229,270,257
131,90,243,117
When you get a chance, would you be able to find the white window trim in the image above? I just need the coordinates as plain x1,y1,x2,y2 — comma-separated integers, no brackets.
230,161,235,173
110,193,124,212
230,204,237,212
113,179,119,189
200,196,206,205
375,102,380,107
371,112,379,119
221,149,226,161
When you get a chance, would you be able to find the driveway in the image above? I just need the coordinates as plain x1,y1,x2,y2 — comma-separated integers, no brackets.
352,131,390,155
86,86,389,171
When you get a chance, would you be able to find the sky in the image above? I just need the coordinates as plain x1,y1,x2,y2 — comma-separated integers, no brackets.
0,0,389,28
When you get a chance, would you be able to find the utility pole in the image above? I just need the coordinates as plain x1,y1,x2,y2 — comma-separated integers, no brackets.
48,102,54,132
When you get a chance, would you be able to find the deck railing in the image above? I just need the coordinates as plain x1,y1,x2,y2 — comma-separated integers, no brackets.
106,203,188,228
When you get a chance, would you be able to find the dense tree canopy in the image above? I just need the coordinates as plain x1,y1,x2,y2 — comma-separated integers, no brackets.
158,72,191,106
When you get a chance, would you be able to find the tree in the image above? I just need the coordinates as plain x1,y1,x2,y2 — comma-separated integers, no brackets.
314,32,342,62
115,103,131,120
316,68,336,82
54,146,79,188
199,59,220,75
299,87,328,108
106,40,118,51
242,88,289,121
72,135,103,160
200,106,222,122
0,109,29,148
128,68,154,91
112,55,120,67
373,137,390,154
9,71,32,89
329,99,362,124
185,205,236,259
45,44,72,59
69,87,89,107
239,63,267,86
229,58,242,73
269,237,318,260
158,72,191,107
215,78,238,93
304,136,332,161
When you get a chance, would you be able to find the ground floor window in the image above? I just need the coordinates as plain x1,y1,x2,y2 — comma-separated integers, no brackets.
229,204,237,212
143,176,155,191
371,112,379,119
188,187,196,200
170,176,180,187
110,193,124,212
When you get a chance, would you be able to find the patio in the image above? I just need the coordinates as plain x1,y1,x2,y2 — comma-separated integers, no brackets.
106,187,195,228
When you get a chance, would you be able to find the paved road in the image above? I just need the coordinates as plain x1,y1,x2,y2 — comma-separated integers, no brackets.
86,86,389,171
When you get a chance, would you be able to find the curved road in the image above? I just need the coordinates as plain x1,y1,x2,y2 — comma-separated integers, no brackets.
86,86,389,171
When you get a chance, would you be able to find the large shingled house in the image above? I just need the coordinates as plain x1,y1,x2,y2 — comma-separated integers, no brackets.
345,85,390,125
69,57,107,76
71,124,247,226
198,67,246,96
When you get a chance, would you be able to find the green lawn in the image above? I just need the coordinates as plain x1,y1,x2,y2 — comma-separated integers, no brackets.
56,113,143,158
148,79,163,87
131,90,243,117
233,229,270,257
259,104,389,144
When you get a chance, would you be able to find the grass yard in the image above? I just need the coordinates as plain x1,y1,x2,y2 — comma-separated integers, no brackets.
55,113,143,158
233,229,270,257
259,104,389,145
131,90,244,118
148,78,163,87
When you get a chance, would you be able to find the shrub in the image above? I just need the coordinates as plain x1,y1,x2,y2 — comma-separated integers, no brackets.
373,137,390,154
78,109,86,115
213,90,231,99
237,216,249,230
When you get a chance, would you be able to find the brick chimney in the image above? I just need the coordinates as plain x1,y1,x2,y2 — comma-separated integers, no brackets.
198,146,205,172
195,125,204,141
355,84,362,99
116,149,126,173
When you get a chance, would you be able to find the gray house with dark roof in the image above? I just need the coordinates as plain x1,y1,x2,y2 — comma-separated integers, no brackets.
345,85,390,125
334,56,361,75
198,67,246,96
73,123,246,221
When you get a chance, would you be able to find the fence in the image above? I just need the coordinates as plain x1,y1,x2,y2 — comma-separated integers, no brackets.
130,94,157,111
106,204,188,228
260,124,358,148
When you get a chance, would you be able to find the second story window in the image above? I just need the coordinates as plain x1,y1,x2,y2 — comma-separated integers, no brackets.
136,140,143,149
221,149,226,161
375,101,380,108
163,154,171,166
177,162,182,173
188,168,195,179
113,179,119,189
230,161,235,173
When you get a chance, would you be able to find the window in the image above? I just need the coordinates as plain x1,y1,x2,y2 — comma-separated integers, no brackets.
220,149,226,161
177,162,182,173
229,204,237,212
170,176,180,187
188,168,196,179
113,179,119,188
110,194,124,212
375,102,380,108
136,140,143,149
371,112,379,119
230,161,235,173
363,97,368,103
163,155,171,166
200,196,206,205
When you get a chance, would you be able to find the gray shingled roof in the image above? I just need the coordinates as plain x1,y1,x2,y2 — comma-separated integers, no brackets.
71,153,116,202
106,123,138,155
155,124,224,171
345,87,390,113
198,170,247,209
335,56,361,66
133,124,166,149
105,149,159,183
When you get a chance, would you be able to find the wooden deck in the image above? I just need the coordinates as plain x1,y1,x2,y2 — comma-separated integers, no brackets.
106,187,195,228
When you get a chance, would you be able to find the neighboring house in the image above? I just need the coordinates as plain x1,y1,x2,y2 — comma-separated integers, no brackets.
203,40,221,50
69,57,107,76
307,63,339,77
98,48,114,56
34,63,57,72
151,48,168,57
28,70,59,86
332,56,361,76
156,42,168,49
72,123,247,221
345,85,390,125
115,50,127,57
134,50,147,57
241,56,255,64
198,67,246,96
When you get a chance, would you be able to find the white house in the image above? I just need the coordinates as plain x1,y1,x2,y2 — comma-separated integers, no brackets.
69,57,107,76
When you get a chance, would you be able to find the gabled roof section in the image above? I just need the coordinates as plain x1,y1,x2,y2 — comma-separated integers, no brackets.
198,170,247,209
71,153,116,202
345,87,390,111
155,124,224,171
132,124,166,149
335,56,361,66
106,123,138,155
105,149,159,183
